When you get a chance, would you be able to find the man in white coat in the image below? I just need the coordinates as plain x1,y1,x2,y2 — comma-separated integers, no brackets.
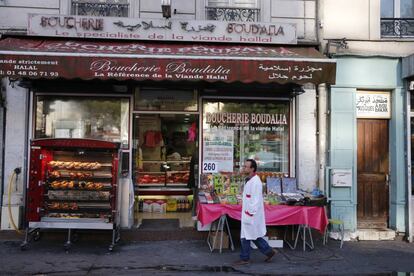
234,159,276,265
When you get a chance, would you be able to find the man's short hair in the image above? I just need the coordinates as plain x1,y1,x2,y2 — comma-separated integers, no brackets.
246,159,257,172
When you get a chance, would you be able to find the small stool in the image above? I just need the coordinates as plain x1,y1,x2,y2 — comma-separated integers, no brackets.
323,219,344,248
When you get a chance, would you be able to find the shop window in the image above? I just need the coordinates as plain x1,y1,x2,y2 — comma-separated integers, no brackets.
206,0,260,22
134,88,198,112
381,0,414,37
202,100,290,174
34,96,130,148
71,0,129,17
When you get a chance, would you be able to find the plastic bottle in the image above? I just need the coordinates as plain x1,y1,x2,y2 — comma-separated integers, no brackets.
178,199,182,212
139,199,143,212
312,187,321,197
185,199,189,212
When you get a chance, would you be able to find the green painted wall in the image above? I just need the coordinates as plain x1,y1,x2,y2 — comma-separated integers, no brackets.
328,87,357,230
329,56,406,232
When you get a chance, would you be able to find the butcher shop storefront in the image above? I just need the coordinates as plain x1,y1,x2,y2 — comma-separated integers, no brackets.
0,36,335,233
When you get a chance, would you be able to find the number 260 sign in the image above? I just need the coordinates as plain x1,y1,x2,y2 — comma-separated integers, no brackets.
203,162,218,173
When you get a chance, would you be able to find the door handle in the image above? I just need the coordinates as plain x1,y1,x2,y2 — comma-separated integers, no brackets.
385,174,390,186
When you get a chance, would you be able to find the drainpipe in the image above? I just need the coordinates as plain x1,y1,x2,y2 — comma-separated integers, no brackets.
0,79,6,210
407,87,413,242
317,84,328,193
316,87,320,189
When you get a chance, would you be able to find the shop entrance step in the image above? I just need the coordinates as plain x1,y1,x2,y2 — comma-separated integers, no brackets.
123,227,207,241
139,219,179,230
356,228,396,241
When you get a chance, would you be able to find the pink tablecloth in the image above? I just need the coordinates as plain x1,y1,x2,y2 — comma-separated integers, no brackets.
197,204,328,233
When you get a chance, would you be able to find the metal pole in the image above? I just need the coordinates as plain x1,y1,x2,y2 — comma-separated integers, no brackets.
407,90,412,242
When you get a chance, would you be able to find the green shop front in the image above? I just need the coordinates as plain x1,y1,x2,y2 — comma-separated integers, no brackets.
328,55,406,239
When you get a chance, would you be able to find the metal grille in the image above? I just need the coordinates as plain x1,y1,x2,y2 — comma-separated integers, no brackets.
381,18,414,38
205,7,260,22
71,0,129,17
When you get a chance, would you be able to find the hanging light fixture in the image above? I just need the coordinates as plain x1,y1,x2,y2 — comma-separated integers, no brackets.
161,0,171,19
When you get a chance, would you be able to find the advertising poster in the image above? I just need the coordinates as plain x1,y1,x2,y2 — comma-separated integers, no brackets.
202,129,234,173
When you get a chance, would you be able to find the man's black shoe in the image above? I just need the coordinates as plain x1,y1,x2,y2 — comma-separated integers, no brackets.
233,260,250,266
264,249,277,262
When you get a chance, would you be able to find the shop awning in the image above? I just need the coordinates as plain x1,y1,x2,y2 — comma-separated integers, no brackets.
0,37,336,85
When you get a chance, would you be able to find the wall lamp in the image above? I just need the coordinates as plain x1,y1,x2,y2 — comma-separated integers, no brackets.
161,0,171,19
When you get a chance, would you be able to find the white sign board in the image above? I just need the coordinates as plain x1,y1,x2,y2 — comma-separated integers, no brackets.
356,91,391,119
331,169,352,187
27,14,297,44
202,129,234,173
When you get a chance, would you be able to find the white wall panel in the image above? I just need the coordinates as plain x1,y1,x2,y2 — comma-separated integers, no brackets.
0,0,59,9
296,89,317,192
323,0,370,40
271,17,304,38
139,12,195,20
304,0,315,18
0,7,59,29
138,12,163,19
140,0,163,12
140,0,196,15
172,0,196,14
304,18,316,40
369,0,381,40
271,0,304,18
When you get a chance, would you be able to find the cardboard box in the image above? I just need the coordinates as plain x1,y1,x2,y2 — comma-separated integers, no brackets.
166,198,177,212
209,232,229,249
268,239,284,248
152,200,167,213
143,200,153,212
251,236,284,249
197,221,211,231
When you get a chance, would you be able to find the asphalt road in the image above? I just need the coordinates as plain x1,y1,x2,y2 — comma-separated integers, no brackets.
0,236,413,275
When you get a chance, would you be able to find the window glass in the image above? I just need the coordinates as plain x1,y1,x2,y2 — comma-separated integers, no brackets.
381,0,394,17
35,96,130,148
202,100,290,174
401,0,414,18
206,0,259,21
207,0,257,8
71,0,129,17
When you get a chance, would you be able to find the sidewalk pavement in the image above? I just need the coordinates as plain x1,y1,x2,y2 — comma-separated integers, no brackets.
0,231,413,275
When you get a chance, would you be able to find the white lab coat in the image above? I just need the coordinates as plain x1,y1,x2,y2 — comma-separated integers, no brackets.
240,174,267,240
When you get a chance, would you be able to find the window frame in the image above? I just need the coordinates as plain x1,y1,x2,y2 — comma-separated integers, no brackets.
200,96,293,175
70,0,131,17
380,0,414,38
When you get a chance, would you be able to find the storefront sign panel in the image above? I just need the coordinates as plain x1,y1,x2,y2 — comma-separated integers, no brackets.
356,91,391,119
331,169,352,187
203,129,234,173
0,55,336,85
28,14,297,45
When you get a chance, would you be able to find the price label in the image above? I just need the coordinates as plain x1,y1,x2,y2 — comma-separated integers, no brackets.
203,162,218,173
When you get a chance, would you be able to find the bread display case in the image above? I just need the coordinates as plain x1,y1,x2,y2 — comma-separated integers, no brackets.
22,138,121,251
